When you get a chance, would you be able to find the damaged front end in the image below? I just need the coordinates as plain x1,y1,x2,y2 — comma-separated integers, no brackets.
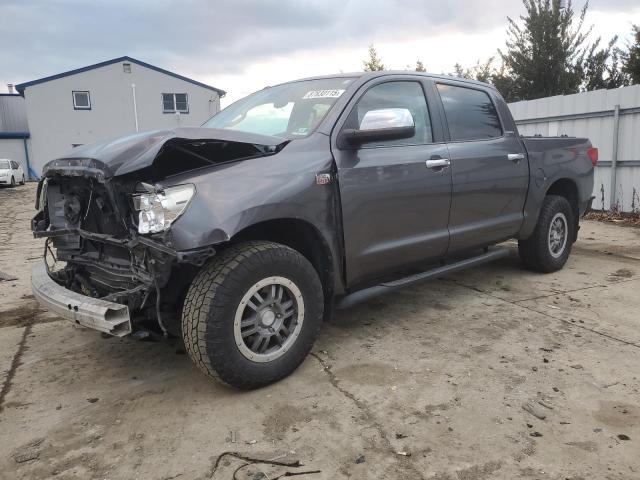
31,129,287,336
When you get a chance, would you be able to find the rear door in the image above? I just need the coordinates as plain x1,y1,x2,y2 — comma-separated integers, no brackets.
435,82,528,252
332,77,451,287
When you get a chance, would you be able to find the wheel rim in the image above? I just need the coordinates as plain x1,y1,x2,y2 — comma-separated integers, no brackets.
548,212,568,258
233,276,304,362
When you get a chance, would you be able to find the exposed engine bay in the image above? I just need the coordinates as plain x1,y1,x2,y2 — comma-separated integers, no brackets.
31,131,287,335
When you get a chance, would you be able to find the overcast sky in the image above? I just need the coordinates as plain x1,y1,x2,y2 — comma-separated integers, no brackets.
2,0,639,106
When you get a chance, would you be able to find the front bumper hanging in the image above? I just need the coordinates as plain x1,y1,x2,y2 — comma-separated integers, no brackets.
31,261,132,337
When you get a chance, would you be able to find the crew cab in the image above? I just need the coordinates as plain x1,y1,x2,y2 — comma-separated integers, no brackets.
31,72,596,389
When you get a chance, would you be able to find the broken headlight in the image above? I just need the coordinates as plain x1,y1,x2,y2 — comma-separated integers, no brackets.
133,184,195,234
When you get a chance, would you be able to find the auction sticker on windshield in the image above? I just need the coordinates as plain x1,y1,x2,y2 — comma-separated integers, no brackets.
302,89,345,99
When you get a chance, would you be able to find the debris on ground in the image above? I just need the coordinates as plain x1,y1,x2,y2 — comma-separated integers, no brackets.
11,438,45,464
0,271,18,282
537,400,554,410
209,451,320,479
395,433,408,439
86,397,99,403
355,454,365,464
396,451,411,457
618,434,631,441
522,402,547,420
584,210,640,227
530,432,543,437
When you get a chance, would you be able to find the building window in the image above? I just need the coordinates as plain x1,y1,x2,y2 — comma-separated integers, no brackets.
123,62,131,73
162,93,189,113
73,91,91,110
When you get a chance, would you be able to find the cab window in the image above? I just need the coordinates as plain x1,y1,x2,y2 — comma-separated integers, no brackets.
346,81,433,147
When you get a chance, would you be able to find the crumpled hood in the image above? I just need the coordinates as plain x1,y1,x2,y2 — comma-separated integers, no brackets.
42,127,288,179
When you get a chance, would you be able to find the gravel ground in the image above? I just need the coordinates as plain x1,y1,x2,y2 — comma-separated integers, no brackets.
1,183,639,480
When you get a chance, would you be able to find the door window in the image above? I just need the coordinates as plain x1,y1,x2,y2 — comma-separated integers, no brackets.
436,84,502,141
349,81,433,147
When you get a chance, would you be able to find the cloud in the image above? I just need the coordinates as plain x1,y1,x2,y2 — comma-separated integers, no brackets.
1,0,637,97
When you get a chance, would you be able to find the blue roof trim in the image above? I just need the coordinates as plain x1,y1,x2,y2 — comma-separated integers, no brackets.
15,56,225,97
0,132,30,139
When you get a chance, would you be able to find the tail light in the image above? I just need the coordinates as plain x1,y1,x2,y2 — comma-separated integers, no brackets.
587,147,598,166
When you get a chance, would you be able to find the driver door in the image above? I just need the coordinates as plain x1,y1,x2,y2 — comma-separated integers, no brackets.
332,78,452,287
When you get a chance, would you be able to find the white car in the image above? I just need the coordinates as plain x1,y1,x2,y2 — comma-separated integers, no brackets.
0,159,25,187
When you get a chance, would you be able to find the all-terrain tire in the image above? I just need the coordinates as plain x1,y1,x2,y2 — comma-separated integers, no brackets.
518,195,574,273
181,241,324,389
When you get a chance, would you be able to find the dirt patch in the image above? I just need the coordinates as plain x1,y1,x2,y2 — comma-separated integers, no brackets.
593,401,640,428
262,403,337,440
0,301,57,328
332,362,406,387
609,268,635,278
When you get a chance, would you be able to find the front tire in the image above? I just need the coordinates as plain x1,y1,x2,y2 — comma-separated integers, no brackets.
181,241,324,389
10,176,15,187
518,195,574,273
21,175,25,185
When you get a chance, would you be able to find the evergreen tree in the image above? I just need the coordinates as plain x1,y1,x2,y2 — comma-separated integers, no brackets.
582,36,629,90
622,24,640,84
494,0,593,102
363,45,385,71
415,60,426,72
450,59,494,83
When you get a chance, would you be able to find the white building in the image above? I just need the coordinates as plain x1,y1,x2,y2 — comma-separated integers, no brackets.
12,56,225,177
0,92,31,176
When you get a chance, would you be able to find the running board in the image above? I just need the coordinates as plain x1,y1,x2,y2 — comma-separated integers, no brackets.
335,247,510,310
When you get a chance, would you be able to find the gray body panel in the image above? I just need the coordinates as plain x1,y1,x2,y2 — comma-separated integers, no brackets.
35,71,594,302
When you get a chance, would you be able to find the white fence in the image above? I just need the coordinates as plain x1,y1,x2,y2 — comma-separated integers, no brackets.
509,85,640,212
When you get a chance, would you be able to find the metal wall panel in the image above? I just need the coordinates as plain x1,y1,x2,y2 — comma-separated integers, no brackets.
0,95,29,132
509,85,640,212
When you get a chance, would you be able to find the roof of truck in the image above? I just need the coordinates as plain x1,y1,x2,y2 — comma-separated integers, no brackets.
269,70,496,90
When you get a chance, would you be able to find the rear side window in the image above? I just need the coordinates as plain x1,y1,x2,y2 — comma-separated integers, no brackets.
351,81,433,147
437,84,502,141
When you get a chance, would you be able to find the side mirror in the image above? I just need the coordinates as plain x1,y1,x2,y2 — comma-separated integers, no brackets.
341,108,416,147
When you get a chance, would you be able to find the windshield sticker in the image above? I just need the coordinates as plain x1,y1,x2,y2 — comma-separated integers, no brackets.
302,89,345,99
292,127,310,136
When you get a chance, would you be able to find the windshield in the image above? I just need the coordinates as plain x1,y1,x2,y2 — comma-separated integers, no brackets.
203,77,356,140
0,160,10,169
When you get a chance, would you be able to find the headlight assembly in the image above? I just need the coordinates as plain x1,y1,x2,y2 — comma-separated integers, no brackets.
133,184,195,234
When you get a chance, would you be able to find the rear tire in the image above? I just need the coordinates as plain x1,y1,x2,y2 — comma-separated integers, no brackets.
181,241,324,389
10,176,15,188
518,195,574,273
21,175,25,185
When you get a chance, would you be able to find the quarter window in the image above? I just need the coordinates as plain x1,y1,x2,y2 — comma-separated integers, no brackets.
72,91,91,110
436,84,502,141
163,93,189,113
348,81,432,147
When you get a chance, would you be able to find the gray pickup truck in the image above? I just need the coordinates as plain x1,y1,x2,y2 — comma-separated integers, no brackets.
31,72,597,389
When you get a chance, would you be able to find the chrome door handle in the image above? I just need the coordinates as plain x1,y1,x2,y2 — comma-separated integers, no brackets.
425,158,450,169
508,153,525,162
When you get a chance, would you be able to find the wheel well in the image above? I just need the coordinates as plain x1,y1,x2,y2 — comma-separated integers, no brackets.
231,219,335,310
546,179,579,242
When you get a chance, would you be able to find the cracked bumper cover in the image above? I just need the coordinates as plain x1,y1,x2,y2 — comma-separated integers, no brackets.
31,261,132,337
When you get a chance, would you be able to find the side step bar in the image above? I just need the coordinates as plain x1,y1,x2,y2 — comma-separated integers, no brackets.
335,247,510,310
